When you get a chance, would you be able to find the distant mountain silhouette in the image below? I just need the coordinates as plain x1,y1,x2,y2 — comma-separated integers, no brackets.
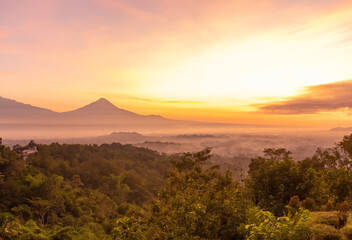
59,98,172,127
0,96,57,122
330,127,352,132
0,96,237,138
0,96,167,122
62,98,139,117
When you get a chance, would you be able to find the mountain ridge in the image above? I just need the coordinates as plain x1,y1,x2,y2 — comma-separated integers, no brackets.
0,96,165,119
60,97,142,119
0,96,237,138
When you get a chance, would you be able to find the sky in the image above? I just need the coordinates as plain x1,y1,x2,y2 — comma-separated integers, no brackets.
1,0,352,128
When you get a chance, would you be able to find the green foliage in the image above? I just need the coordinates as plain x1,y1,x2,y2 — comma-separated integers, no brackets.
76,223,110,240
114,148,250,239
114,216,146,240
301,198,317,211
245,207,311,240
341,225,352,240
15,220,111,240
246,148,319,215
11,205,33,221
0,142,170,239
263,148,292,160
323,200,335,211
0,213,20,240
17,220,49,240
310,224,342,240
288,196,301,213
51,227,76,240
2,133,352,239
339,214,352,240
306,134,352,203
246,134,352,215
310,212,340,228
338,134,352,160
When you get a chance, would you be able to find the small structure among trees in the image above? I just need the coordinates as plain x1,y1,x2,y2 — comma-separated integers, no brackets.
12,140,38,160
27,140,37,152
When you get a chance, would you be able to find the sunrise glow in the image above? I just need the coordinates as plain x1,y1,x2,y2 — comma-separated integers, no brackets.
2,0,352,127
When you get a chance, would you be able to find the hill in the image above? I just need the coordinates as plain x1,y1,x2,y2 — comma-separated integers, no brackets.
0,97,235,138
330,127,352,132
0,96,57,122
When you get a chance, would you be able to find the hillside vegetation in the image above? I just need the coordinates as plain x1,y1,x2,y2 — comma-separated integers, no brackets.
2,135,352,239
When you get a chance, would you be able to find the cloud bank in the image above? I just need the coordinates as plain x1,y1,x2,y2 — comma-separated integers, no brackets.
258,80,352,114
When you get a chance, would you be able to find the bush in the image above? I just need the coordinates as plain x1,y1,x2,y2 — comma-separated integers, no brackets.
51,227,76,240
11,205,33,221
323,200,335,211
301,198,316,211
17,220,49,240
0,213,20,239
311,211,340,228
60,214,76,227
288,196,301,209
337,201,349,226
341,225,352,240
338,201,349,213
310,224,341,240
76,223,108,240
245,207,311,240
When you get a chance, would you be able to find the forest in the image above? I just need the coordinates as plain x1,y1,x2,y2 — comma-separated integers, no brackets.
2,135,352,239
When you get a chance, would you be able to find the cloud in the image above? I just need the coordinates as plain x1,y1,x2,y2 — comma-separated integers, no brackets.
91,0,158,20
258,80,352,114
113,95,207,104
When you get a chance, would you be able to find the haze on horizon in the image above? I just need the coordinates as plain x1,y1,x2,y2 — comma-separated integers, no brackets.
1,0,352,128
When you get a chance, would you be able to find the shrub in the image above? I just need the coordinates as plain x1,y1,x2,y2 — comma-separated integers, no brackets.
337,201,349,226
310,224,341,240
288,196,301,210
0,213,20,239
76,223,108,240
17,220,49,240
245,207,311,240
11,205,33,221
113,216,147,240
51,227,76,240
338,201,349,213
323,200,335,211
301,198,316,211
311,211,340,228
341,224,352,240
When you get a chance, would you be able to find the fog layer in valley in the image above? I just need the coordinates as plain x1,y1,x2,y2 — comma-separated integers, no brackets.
2,96,351,175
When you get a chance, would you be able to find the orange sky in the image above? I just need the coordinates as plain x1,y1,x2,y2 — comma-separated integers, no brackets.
1,0,352,128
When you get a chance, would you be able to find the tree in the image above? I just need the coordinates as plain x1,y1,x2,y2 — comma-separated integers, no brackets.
245,207,311,240
27,198,52,225
115,148,250,239
246,148,313,215
0,213,20,240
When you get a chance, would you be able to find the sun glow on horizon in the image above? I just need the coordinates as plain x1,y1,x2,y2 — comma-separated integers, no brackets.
141,10,352,102
2,0,352,127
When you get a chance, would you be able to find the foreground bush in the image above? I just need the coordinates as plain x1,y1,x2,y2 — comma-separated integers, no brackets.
310,212,340,228
0,213,20,240
341,225,352,240
310,224,341,240
245,207,311,240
